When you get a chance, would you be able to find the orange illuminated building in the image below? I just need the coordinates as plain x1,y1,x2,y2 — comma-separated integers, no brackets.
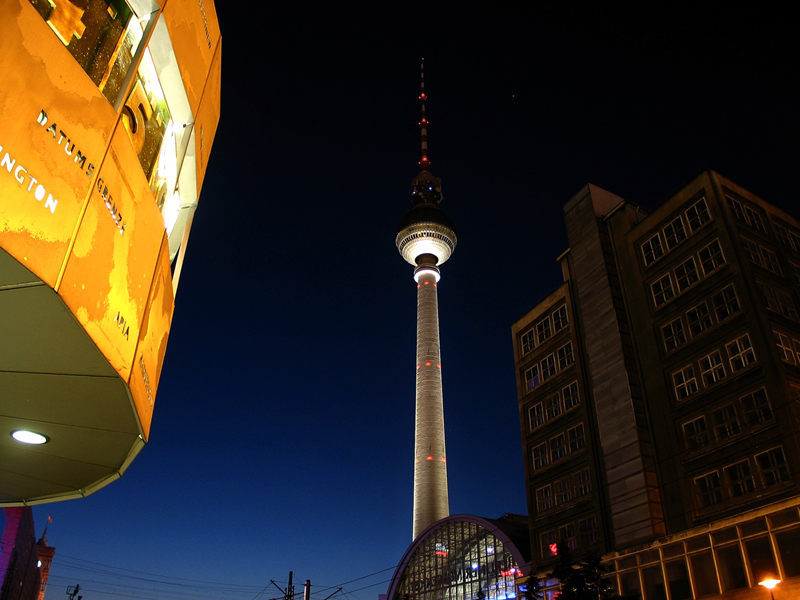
0,0,221,504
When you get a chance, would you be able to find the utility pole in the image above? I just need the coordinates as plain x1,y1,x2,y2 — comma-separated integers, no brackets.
66,584,81,600
270,572,295,600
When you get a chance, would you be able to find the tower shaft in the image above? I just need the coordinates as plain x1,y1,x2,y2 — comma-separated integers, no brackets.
412,268,449,539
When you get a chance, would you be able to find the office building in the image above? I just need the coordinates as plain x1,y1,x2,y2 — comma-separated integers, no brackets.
513,171,800,598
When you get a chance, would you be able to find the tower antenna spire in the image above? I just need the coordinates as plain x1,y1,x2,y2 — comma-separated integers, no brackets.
418,57,430,170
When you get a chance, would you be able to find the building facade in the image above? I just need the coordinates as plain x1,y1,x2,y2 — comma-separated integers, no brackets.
513,172,800,598
0,0,220,504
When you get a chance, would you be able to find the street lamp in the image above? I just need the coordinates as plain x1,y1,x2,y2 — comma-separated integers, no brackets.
758,578,780,600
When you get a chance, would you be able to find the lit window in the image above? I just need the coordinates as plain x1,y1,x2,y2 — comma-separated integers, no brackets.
568,424,585,452
674,257,700,291
712,404,741,440
524,364,540,391
756,447,791,487
724,460,756,498
532,443,549,470
557,342,574,370
541,530,558,558
711,284,740,321
695,471,722,508
536,317,552,344
741,388,773,426
673,364,699,400
641,233,665,266
536,486,553,512
573,468,591,496
545,394,562,420
687,302,713,336
698,239,726,276
553,305,569,332
541,354,557,381
550,434,567,461
520,329,536,356
662,317,687,352
774,330,795,364
726,333,756,372
651,273,675,308
562,381,580,410
685,197,711,231
528,403,544,430
699,350,726,386
682,416,710,451
663,216,687,250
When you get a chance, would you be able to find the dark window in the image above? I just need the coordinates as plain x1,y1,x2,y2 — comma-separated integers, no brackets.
756,447,790,486
726,334,756,372
775,527,800,577
662,318,687,352
651,273,675,307
695,472,722,507
520,329,536,355
524,364,540,391
553,477,571,505
536,486,552,512
724,460,755,497
536,317,551,343
528,403,544,430
532,443,548,470
700,350,726,386
673,365,699,400
663,216,687,249
642,233,665,266
674,256,699,291
689,552,719,596
712,284,740,321
553,305,568,332
716,545,748,591
568,423,585,452
712,404,741,439
578,516,598,547
550,434,566,461
745,536,778,583
698,239,725,275
682,417,709,451
541,354,556,380
687,302,713,336
573,468,591,496
685,197,711,231
545,394,561,420
557,342,574,370
741,389,773,426
562,381,580,410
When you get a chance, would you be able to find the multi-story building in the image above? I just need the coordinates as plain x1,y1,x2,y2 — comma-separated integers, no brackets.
513,171,800,599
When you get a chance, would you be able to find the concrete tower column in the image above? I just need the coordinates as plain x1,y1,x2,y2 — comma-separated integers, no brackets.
412,262,448,539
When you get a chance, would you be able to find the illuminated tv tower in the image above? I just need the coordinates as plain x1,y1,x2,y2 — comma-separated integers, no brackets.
396,58,457,540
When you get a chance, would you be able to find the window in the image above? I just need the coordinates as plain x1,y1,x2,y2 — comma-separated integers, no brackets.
550,434,567,461
774,330,796,364
573,468,591,496
724,460,755,497
651,273,675,308
673,365,699,400
532,443,549,470
662,317,687,352
545,394,562,420
541,530,558,558
759,283,800,321
685,197,711,231
553,477,571,505
687,302,713,336
641,233,664,266
562,381,580,410
559,524,577,551
712,284,740,321
536,317,552,344
663,216,687,249
536,486,553,512
741,388,773,426
759,246,782,274
553,305,568,332
700,350,726,386
756,447,791,486
528,403,544,430
698,239,725,275
726,333,756,372
695,471,722,507
524,364,540,391
568,424,585,452
520,329,536,356
674,257,700,291
557,342,574,369
541,354,557,380
578,516,599,547
683,416,710,451
712,404,741,439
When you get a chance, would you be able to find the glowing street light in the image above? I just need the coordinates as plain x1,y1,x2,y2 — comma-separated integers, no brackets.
758,578,781,600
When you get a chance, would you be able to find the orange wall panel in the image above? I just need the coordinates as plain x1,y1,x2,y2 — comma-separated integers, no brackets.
129,236,174,439
0,0,116,287
58,125,165,381
193,40,221,198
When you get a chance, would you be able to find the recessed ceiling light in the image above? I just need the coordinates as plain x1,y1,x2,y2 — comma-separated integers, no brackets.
11,430,49,445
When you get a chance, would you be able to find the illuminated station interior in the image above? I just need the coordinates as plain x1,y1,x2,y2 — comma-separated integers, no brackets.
0,0,220,505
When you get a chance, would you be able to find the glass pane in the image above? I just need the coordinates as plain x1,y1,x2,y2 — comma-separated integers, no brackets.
745,536,778,583
716,545,748,591
665,560,692,600
712,527,737,544
769,508,798,528
689,551,718,597
642,565,666,600
686,535,710,552
619,571,641,600
775,527,800,577
739,518,767,537
662,542,683,558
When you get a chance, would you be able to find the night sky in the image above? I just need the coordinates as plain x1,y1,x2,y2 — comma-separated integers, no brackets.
5,4,798,600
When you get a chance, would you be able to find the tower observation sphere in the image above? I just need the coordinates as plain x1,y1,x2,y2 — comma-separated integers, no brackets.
396,59,457,540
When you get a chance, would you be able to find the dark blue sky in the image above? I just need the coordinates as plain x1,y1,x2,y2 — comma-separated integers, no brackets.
10,4,798,600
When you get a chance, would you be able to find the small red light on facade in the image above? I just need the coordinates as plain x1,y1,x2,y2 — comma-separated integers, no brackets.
425,361,432,366
423,281,430,285
437,364,441,368
440,457,446,462
416,364,421,369
426,455,433,461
